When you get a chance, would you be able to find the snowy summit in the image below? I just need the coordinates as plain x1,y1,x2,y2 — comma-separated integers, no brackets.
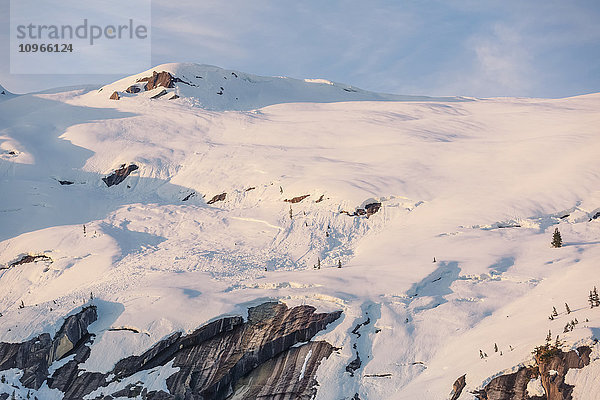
94,62,462,110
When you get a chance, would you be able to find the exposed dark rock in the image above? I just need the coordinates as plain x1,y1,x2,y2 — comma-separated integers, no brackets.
365,202,382,218
230,341,335,399
207,192,227,204
342,202,382,218
315,194,325,203
169,94,179,100
475,346,592,400
125,85,141,93
535,346,591,400
102,164,139,187
284,195,310,204
474,367,538,400
182,192,196,201
109,91,120,100
139,71,175,90
346,352,362,376
1,303,340,400
450,374,466,400
138,71,194,91
590,210,600,221
245,187,256,191
6,254,52,269
58,180,74,185
150,89,168,99
107,327,141,334
0,306,97,389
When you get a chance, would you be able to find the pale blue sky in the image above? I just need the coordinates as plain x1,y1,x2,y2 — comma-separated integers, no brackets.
1,0,599,97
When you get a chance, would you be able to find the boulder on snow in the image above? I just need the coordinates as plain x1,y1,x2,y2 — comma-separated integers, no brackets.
109,91,120,100
125,85,142,93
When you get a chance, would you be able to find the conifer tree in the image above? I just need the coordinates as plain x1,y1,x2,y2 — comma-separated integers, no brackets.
552,306,558,317
551,228,562,248
546,330,552,344
338,259,342,268
565,303,571,314
494,343,498,352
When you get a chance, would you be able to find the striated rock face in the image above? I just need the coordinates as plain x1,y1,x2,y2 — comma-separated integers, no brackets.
230,340,336,400
475,367,538,400
1,302,341,400
0,306,97,389
109,91,120,100
475,346,592,400
450,374,466,400
102,164,139,187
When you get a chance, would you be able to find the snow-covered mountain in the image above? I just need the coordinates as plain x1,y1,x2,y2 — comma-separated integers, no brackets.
92,63,463,110
1,64,600,399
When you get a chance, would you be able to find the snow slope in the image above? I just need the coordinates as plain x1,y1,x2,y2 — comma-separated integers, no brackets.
90,62,463,110
0,84,16,102
1,65,600,399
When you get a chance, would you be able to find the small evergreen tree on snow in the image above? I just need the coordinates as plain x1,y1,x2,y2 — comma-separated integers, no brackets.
565,303,571,314
338,259,342,268
552,306,558,317
593,287,600,307
551,228,562,248
494,343,498,352
546,330,552,344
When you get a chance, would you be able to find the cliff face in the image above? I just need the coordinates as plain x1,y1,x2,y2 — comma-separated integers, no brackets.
0,302,341,400
474,346,592,400
0,306,97,389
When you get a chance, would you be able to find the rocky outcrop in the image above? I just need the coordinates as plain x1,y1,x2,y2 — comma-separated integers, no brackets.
341,202,382,218
535,346,591,400
139,71,176,90
284,195,310,204
5,254,52,269
364,202,381,217
102,164,139,187
1,303,341,400
0,306,97,389
230,340,336,399
207,192,227,204
126,85,142,93
475,346,592,400
150,89,168,99
450,374,466,400
137,71,194,91
475,367,538,400
109,91,120,100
